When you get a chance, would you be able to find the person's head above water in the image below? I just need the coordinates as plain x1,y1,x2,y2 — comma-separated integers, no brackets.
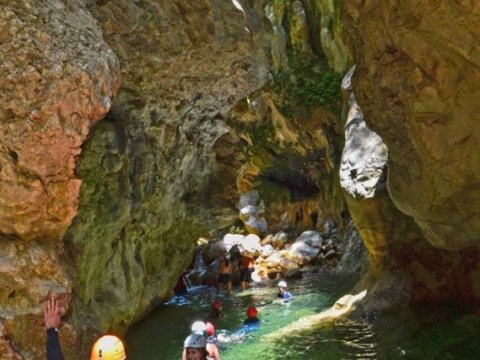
191,321,207,335
90,335,126,360
211,299,222,311
205,321,215,337
278,280,287,289
184,334,208,360
247,306,258,319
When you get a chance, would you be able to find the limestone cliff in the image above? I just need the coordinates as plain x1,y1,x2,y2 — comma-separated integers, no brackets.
0,0,353,358
4,0,479,358
0,0,119,358
339,1,480,309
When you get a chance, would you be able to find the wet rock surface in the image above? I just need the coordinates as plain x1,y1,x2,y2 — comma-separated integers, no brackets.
187,205,365,286
343,1,480,250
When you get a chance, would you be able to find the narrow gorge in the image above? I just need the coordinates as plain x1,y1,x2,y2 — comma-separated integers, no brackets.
0,1,479,359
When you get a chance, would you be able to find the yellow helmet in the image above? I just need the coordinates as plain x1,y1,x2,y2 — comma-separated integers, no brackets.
90,335,126,360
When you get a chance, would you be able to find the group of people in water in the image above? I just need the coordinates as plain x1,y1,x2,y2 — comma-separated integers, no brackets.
216,252,255,295
181,279,293,360
43,246,293,360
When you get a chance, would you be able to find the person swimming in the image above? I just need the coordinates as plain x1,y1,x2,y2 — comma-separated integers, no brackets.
208,299,222,319
183,321,220,360
277,280,293,301
205,322,220,360
183,334,211,360
243,306,260,326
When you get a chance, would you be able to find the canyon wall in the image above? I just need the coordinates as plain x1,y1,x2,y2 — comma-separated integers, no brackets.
1,0,479,358
340,1,480,310
0,0,351,358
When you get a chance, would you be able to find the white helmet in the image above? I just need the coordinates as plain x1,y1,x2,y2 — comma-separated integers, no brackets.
191,321,207,335
184,334,207,349
278,280,287,288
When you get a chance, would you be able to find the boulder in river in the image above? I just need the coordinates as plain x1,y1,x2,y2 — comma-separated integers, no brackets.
287,231,323,266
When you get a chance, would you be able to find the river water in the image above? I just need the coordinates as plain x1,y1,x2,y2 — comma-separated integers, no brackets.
125,272,480,360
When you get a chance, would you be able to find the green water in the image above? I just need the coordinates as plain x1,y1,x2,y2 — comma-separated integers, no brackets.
126,272,480,360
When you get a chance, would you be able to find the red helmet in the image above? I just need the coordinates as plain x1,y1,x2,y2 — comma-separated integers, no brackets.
247,306,258,318
211,300,222,311
205,321,215,336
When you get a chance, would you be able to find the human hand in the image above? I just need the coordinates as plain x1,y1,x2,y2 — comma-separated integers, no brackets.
44,298,61,330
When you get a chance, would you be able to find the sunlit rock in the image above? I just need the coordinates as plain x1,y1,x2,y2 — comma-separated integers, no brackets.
238,191,268,235
238,234,262,257
223,233,245,253
344,1,480,250
340,66,388,199
272,232,289,249
287,231,323,266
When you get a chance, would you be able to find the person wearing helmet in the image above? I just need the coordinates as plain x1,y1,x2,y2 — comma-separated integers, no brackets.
216,253,233,295
183,334,210,360
205,321,216,339
205,322,220,360
191,320,207,335
208,299,222,319
243,306,260,325
44,297,127,360
277,280,293,301
183,322,220,360
90,335,126,360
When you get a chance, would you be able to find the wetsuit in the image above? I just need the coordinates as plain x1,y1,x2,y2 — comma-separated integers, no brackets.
243,317,260,325
278,291,293,300
46,328,65,360
241,317,260,333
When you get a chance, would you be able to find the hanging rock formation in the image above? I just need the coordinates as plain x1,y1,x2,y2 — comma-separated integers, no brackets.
340,0,480,309
343,1,480,251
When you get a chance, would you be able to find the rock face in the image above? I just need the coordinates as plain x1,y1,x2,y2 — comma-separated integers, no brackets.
0,0,119,240
303,0,352,73
340,55,480,310
64,0,271,349
0,0,370,358
339,66,388,199
343,1,480,251
0,1,119,358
